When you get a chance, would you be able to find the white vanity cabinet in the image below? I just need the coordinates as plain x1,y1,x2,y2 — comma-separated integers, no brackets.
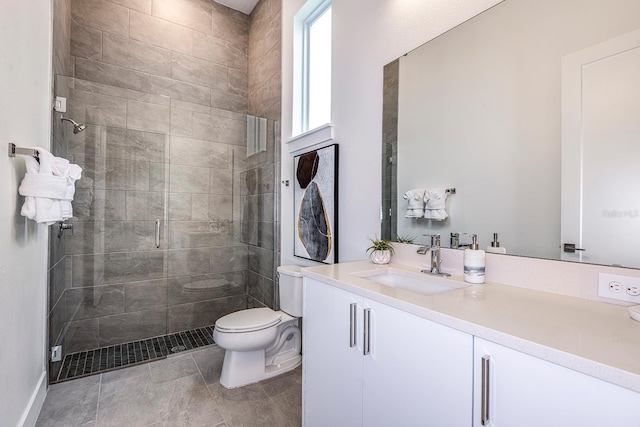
303,277,473,427
473,338,640,427
303,277,364,427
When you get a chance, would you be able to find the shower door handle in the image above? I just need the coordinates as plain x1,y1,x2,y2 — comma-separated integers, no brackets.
155,219,161,248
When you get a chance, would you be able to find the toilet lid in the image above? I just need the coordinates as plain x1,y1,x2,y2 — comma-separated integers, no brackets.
215,308,282,332
277,265,303,277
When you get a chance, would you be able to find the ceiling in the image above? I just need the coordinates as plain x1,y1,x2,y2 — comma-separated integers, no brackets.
213,0,259,14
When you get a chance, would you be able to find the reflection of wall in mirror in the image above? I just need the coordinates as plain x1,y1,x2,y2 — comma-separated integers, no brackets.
561,33,640,268
393,0,640,261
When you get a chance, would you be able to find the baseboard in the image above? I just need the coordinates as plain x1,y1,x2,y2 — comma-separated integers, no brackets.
18,371,47,427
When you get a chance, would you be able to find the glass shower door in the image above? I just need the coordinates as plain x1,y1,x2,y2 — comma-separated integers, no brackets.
48,77,171,381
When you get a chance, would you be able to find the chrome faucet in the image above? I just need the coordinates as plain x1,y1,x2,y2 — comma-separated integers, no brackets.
450,232,472,249
417,234,451,277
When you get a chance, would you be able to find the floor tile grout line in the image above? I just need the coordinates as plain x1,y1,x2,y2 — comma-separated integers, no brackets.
190,351,230,426
94,372,103,427
191,351,210,389
260,382,293,426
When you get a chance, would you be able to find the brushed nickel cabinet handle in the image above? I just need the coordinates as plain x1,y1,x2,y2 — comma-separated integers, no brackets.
350,303,357,348
481,355,491,425
363,308,371,355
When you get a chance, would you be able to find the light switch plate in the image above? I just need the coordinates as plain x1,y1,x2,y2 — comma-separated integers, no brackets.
53,96,67,113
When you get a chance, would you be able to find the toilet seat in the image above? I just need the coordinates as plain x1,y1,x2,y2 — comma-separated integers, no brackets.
215,308,282,333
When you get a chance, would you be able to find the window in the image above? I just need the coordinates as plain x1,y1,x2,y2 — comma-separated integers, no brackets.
294,0,331,136
303,2,331,132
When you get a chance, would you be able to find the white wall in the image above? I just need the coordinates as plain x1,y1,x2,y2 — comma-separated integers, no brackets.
279,0,640,306
0,0,52,425
282,0,502,265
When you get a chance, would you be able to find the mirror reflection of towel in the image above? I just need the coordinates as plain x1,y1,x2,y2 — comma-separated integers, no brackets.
403,188,425,218
424,188,448,221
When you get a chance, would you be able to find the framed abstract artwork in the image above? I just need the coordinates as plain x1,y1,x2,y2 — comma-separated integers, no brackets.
293,144,339,264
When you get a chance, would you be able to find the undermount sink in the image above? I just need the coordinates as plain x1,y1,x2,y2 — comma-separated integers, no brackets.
351,267,469,296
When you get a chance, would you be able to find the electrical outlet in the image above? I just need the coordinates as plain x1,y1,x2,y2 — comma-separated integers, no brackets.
51,345,62,362
598,273,640,303
627,285,640,297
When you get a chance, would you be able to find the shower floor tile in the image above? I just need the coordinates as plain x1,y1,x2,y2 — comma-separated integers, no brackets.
55,325,216,382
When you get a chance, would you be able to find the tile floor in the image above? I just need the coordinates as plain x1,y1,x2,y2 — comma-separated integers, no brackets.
35,345,302,427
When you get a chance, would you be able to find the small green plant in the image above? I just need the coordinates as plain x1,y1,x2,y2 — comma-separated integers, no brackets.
396,235,416,244
366,237,395,255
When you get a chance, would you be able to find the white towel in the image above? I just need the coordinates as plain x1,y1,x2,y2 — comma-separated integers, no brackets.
61,163,83,219
18,147,82,225
424,188,448,221
403,189,425,218
19,149,63,224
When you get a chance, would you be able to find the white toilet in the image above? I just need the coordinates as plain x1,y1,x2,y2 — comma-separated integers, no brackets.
213,265,303,389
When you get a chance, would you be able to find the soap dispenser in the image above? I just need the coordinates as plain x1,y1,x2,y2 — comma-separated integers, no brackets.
486,233,507,254
464,234,485,284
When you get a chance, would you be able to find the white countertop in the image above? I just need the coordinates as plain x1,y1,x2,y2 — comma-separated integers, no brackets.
302,261,640,393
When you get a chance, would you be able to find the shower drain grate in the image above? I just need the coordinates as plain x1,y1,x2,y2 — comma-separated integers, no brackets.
55,325,216,383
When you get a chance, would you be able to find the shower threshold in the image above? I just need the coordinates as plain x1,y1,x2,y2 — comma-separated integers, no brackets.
55,325,216,383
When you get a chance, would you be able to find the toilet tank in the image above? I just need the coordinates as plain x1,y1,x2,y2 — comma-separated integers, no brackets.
277,265,303,317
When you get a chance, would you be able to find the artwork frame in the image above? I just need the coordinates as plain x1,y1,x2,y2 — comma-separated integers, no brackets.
293,144,339,264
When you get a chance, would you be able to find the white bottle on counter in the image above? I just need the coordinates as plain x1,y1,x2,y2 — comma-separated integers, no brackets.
486,232,507,254
464,234,485,284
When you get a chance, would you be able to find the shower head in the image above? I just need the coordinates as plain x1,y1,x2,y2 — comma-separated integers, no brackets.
61,116,86,134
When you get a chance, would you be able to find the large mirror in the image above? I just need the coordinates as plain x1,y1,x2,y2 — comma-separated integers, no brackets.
381,0,640,268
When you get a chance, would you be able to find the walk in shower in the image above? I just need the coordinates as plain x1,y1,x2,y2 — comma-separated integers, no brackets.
48,0,282,382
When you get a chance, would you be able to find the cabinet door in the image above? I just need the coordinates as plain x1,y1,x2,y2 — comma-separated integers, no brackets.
474,338,640,427
303,278,363,427
363,299,473,427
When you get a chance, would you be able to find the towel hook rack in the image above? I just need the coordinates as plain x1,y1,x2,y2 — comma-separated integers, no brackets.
8,142,39,159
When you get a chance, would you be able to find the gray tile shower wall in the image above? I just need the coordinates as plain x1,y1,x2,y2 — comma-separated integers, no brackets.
248,0,281,121
52,0,72,79
381,60,399,241
49,0,282,382
241,128,278,308
243,0,282,309
56,0,254,355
